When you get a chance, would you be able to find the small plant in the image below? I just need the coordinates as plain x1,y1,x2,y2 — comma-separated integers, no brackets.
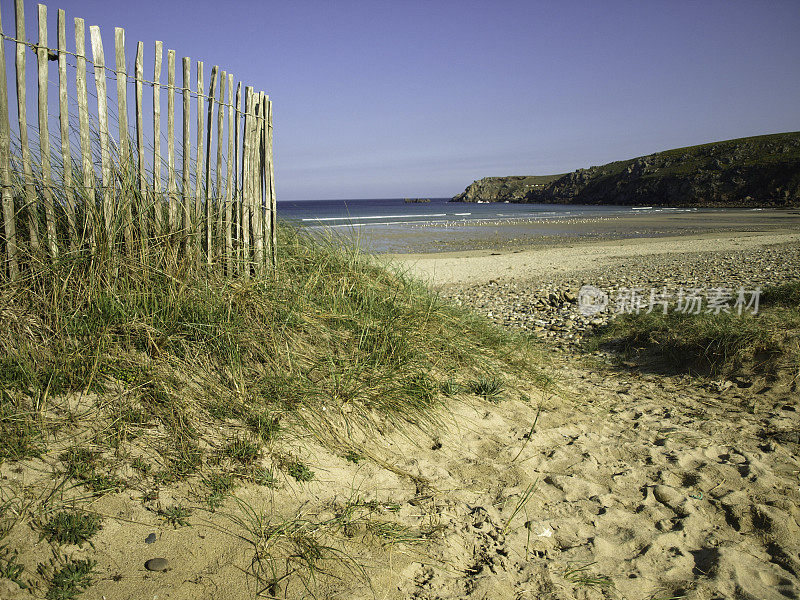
344,450,363,464
469,375,505,403
563,561,613,588
60,448,97,481
222,437,261,465
59,448,123,494
152,470,175,486
0,545,25,588
41,511,102,547
245,411,280,442
130,457,151,474
365,520,425,545
286,460,315,483
252,467,277,487
502,479,538,534
403,373,438,406
84,474,125,494
119,405,149,426
203,473,236,509
0,391,44,462
159,505,192,528
170,440,203,477
440,378,461,396
44,558,96,600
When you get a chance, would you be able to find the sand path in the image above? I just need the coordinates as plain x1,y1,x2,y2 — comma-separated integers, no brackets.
377,230,800,598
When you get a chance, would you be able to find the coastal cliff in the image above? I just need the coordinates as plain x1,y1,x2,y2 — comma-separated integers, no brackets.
452,132,800,207
451,174,564,203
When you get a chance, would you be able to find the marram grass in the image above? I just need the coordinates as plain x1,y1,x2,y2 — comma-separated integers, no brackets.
0,223,548,477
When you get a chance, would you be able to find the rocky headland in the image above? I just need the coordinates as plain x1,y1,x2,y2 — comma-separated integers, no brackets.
452,132,800,207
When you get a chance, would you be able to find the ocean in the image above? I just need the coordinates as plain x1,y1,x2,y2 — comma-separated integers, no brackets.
277,197,699,253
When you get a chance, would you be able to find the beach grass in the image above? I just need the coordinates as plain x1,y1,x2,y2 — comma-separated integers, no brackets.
1,223,544,461
0,221,549,597
587,281,800,375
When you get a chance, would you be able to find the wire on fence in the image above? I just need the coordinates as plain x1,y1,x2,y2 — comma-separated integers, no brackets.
0,0,275,281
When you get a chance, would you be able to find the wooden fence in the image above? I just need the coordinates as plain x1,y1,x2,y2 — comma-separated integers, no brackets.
0,0,276,281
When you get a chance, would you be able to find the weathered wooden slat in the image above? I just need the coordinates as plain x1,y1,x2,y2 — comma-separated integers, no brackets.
252,92,264,272
262,93,272,269
258,92,266,270
0,3,19,279
240,86,250,278
267,99,276,268
233,82,241,272
204,66,218,265
152,41,163,237
114,29,129,169
194,62,204,264
181,56,191,252
36,4,57,258
90,25,114,246
57,9,76,252
74,17,94,247
249,86,258,272
114,27,134,253
261,91,271,269
260,91,271,268
225,73,234,275
135,41,147,254
15,0,39,253
214,71,225,260
166,50,177,234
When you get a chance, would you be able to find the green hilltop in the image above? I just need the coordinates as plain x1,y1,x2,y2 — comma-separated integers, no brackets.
452,132,800,207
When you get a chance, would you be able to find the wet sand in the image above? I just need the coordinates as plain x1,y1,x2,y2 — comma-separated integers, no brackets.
368,208,800,254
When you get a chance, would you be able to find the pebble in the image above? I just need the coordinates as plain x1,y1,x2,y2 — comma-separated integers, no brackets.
438,243,800,350
145,533,156,544
145,558,169,572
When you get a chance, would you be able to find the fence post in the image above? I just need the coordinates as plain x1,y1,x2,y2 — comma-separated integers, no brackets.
194,61,204,267
74,18,94,249
166,50,177,235
252,92,264,273
267,99,276,269
90,26,114,251
240,86,252,278
181,56,191,257
260,91,271,270
57,9,76,252
215,71,226,264
134,41,147,256
114,27,134,254
204,66,218,266
225,73,234,276
15,0,39,253
234,82,242,273
35,4,57,259
0,3,19,279
152,41,163,238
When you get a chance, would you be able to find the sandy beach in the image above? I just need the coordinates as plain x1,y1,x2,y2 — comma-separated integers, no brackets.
377,225,800,599
391,230,800,287
2,219,799,600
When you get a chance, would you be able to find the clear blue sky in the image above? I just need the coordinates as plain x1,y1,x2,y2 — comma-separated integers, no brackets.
5,0,800,199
